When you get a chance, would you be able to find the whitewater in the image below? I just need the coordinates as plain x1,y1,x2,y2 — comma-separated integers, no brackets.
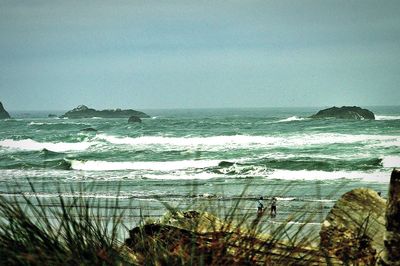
0,106,399,226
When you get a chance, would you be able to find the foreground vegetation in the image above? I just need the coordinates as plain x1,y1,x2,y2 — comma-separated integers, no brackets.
0,171,397,266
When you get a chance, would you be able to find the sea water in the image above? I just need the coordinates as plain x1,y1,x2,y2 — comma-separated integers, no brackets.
0,106,399,233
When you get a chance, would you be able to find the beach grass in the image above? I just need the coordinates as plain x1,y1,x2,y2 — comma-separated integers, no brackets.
0,181,353,265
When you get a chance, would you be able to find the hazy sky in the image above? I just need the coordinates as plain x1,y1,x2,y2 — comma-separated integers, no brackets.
1,1,399,110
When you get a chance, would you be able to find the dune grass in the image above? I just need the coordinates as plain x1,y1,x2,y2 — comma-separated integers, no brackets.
0,181,346,265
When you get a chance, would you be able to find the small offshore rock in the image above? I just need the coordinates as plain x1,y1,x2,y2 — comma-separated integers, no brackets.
128,115,142,123
80,127,97,132
218,161,235,167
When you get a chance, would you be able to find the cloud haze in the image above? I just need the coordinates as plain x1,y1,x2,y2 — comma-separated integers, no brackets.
1,1,399,110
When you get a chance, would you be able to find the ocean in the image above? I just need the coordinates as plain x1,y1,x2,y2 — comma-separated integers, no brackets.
0,106,399,233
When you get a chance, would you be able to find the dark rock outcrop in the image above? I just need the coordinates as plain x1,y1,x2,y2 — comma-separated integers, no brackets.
48,114,58,118
320,188,385,265
60,105,150,119
218,161,235,167
379,169,400,266
311,106,375,120
0,102,11,119
128,115,142,123
80,127,97,132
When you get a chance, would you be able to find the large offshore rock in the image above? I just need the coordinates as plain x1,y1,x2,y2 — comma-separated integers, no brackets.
320,188,385,264
0,102,11,119
311,106,375,120
60,105,150,119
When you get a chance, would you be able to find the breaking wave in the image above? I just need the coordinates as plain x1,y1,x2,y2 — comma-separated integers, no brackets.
68,159,221,171
382,155,400,168
277,116,306,122
375,115,400,120
0,139,93,152
96,133,399,149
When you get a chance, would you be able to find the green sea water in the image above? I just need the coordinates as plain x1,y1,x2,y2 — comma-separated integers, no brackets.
0,106,399,229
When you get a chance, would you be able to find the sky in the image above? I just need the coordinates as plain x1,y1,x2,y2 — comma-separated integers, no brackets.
0,0,399,111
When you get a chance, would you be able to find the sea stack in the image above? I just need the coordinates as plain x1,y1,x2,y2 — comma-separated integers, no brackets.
0,102,11,119
311,106,375,120
60,105,150,119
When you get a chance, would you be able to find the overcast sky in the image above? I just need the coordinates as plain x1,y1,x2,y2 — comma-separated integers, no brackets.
1,1,399,110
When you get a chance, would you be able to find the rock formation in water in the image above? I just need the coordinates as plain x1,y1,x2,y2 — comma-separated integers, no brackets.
320,188,385,264
48,114,58,118
311,106,375,120
128,115,142,123
0,102,11,119
80,127,97,132
60,105,150,119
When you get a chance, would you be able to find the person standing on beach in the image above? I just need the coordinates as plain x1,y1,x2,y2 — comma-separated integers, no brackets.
257,196,264,215
270,197,277,216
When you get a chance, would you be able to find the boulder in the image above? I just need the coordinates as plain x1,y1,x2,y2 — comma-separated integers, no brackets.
311,106,375,120
320,188,385,264
60,105,150,119
0,102,11,119
128,116,142,123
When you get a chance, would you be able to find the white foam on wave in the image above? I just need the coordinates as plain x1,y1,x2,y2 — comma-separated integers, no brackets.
28,121,90,126
142,172,221,180
276,197,296,201
277,116,306,122
375,115,400,120
267,169,389,182
96,133,399,150
69,159,221,171
0,139,93,152
382,156,400,167
0,192,132,199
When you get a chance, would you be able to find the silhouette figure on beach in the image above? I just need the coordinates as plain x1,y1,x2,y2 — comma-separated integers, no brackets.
270,197,277,217
257,196,264,215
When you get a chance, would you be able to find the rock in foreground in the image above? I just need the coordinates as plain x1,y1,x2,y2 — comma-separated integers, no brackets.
311,106,375,120
320,188,385,264
379,169,400,266
0,102,11,119
60,105,150,119
125,211,330,265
